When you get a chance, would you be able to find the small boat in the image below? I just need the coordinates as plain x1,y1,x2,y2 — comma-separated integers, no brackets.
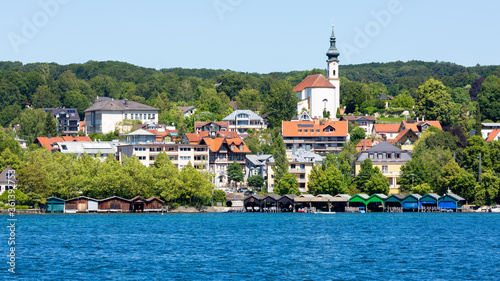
313,211,336,214
491,206,500,213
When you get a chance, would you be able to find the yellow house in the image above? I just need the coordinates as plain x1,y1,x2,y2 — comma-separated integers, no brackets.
355,141,412,194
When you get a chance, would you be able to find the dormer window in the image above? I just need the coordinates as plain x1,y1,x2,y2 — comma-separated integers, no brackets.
239,144,243,150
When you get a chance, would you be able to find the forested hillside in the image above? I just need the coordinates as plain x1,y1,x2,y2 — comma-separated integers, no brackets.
1,59,500,132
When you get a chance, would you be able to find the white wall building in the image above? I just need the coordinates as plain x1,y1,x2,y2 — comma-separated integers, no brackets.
84,99,159,135
0,166,16,196
294,26,340,119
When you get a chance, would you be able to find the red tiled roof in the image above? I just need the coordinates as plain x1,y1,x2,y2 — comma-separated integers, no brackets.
35,136,92,150
194,121,229,130
145,129,179,142
423,121,442,130
374,124,400,133
79,121,85,131
356,139,373,152
293,74,335,92
486,129,500,142
282,120,348,137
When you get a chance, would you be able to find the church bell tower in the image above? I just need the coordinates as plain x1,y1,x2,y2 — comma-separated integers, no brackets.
326,25,340,115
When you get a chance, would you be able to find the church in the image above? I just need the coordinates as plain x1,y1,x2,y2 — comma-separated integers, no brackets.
295,26,340,119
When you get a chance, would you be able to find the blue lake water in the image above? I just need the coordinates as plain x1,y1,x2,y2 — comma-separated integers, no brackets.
1,213,500,280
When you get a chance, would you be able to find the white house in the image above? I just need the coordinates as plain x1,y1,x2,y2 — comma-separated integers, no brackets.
294,26,340,119
481,123,500,140
84,99,159,135
0,166,16,195
223,110,267,134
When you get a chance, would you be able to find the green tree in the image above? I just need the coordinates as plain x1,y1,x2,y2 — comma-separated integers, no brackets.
489,140,500,174
0,104,22,127
437,160,477,201
0,189,28,205
0,128,21,156
227,161,244,187
235,89,262,111
152,152,181,202
0,148,22,171
350,126,366,145
271,132,288,183
390,93,415,109
475,170,500,206
365,167,389,195
177,164,213,206
462,136,491,174
212,189,226,206
43,112,57,137
307,162,347,196
354,158,374,192
262,80,297,129
274,172,299,196
411,183,432,196
414,78,453,125
477,75,500,122
32,85,61,108
14,109,47,143
247,175,265,191
215,73,249,100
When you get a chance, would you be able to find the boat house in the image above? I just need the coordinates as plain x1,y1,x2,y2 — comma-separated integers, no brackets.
401,194,421,212
65,196,98,213
44,197,65,213
438,194,465,211
98,196,131,212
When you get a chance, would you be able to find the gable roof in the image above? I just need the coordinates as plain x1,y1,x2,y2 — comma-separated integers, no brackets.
341,115,376,122
84,99,158,112
246,154,273,166
99,196,131,203
194,121,229,130
293,74,335,92
0,166,17,184
378,93,389,100
282,120,348,137
65,196,98,202
35,136,92,150
486,129,500,142
356,139,374,151
43,108,80,121
364,141,404,153
374,124,400,133
178,106,195,113
392,128,418,143
126,129,156,136
223,110,263,121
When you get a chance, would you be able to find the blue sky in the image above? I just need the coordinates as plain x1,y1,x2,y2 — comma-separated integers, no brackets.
1,0,499,73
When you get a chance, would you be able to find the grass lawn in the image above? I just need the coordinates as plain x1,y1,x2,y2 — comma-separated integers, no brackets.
377,116,405,122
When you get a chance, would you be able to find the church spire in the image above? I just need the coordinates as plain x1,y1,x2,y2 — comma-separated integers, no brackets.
326,25,340,62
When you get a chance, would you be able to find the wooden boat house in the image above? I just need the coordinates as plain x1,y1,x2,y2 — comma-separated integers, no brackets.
65,196,98,213
98,196,131,212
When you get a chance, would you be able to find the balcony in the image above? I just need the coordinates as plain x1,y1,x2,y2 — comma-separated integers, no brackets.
297,178,307,183
289,168,307,173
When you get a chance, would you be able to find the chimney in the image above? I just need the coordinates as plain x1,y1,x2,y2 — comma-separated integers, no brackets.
416,117,419,122
422,116,425,122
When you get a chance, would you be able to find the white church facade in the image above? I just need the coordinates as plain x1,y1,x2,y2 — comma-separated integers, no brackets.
295,26,340,119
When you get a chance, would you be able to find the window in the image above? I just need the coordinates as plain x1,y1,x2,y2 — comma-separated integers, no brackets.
180,156,191,161
378,153,383,159
138,156,146,160
299,174,305,179
382,166,388,173
317,129,320,132
369,154,374,159
124,114,127,119
305,129,308,132
150,156,155,160
300,164,305,169
61,145,68,150
168,147,175,151
156,147,162,152
180,147,192,152
152,114,155,119
299,129,302,132
291,164,296,169
135,114,138,119
148,114,151,119
396,153,400,159
387,153,392,159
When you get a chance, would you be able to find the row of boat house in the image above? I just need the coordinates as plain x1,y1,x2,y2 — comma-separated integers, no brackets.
44,196,165,213
243,193,466,212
